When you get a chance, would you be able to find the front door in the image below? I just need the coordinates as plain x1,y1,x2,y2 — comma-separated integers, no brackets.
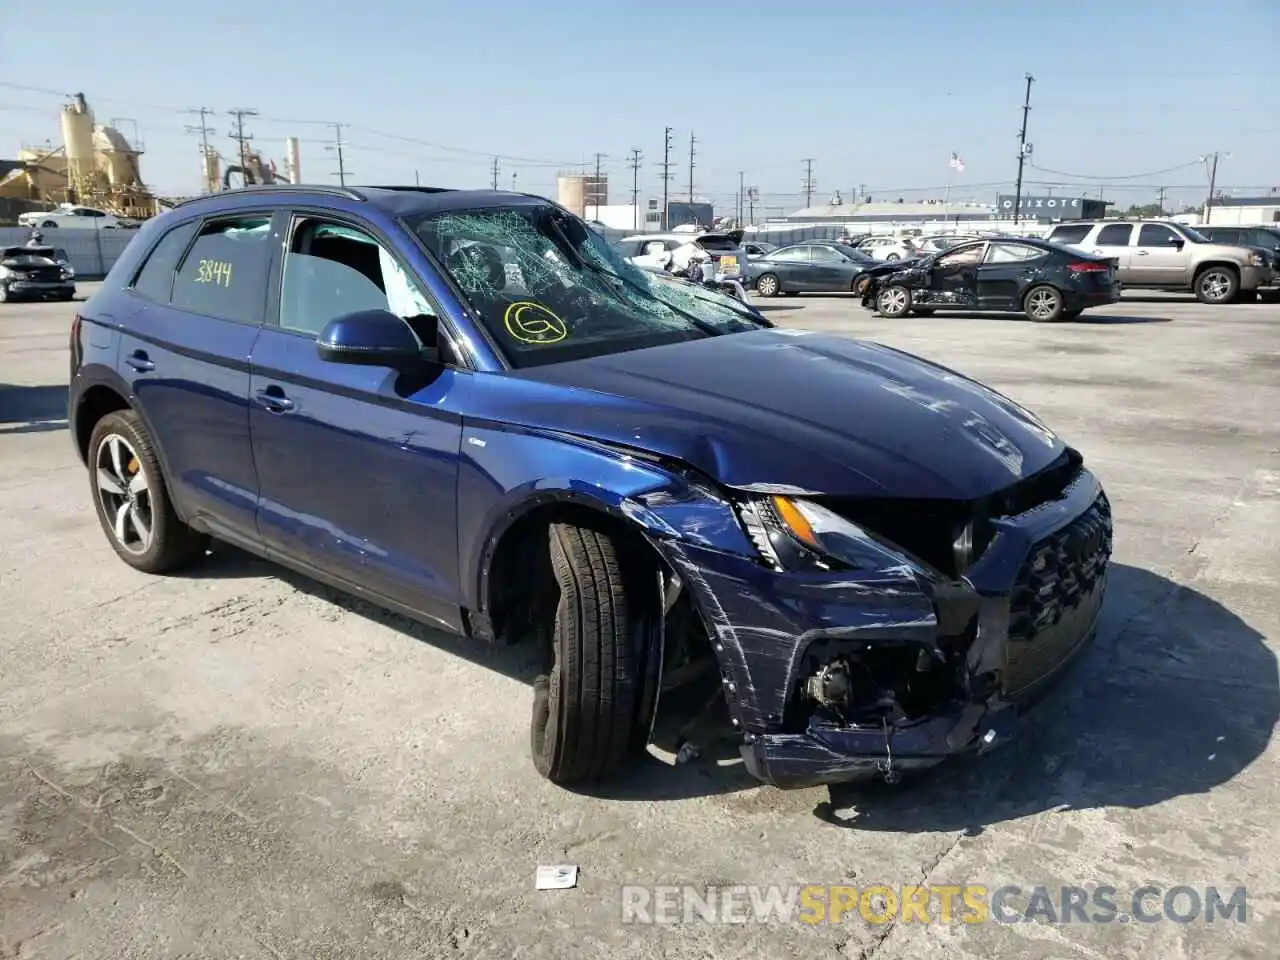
1131,223,1189,285
808,245,854,291
248,213,466,632
926,242,985,307
117,212,278,542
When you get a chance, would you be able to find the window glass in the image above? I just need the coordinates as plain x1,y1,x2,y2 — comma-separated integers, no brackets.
936,243,985,267
772,245,810,261
811,245,843,261
1094,224,1133,246
278,219,434,336
131,220,198,303
171,216,273,322
985,242,1046,264
1048,224,1090,245
1137,224,1179,246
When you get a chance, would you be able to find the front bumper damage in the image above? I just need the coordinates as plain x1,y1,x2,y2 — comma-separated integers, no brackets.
659,468,1112,788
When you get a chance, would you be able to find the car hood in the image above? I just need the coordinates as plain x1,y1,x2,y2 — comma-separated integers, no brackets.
508,329,1066,498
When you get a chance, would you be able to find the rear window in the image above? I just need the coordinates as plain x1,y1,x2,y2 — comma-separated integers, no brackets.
170,215,273,323
1048,224,1091,245
696,236,739,252
131,220,199,303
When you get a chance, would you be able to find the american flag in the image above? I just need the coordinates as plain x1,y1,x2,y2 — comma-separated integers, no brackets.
949,152,965,173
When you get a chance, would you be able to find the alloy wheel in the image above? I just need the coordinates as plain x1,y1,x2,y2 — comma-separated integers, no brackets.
95,433,153,555
757,274,779,297
878,286,909,317
1027,288,1059,320
1199,270,1231,302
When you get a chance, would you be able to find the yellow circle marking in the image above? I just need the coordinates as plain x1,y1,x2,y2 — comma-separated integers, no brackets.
504,301,567,345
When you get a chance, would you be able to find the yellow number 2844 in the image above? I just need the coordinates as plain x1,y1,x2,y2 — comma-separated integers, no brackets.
193,258,233,288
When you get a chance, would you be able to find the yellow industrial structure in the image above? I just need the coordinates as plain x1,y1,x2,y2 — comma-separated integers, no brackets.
0,93,158,218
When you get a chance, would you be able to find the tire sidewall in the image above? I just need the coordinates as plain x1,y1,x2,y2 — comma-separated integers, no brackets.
88,410,175,570
877,284,912,318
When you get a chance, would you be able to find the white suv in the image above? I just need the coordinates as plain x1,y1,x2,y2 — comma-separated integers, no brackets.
1045,219,1271,304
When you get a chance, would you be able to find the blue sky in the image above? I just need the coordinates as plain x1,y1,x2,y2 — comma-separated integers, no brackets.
2,0,1277,212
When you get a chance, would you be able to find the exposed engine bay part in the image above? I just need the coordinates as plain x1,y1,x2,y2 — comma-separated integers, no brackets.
800,641,955,729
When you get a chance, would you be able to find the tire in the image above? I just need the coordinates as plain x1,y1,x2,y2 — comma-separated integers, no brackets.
885,253,901,262
531,521,658,784
1023,284,1065,322
876,284,912,318
40,220,57,229
1194,265,1239,304
88,410,207,574
755,273,781,297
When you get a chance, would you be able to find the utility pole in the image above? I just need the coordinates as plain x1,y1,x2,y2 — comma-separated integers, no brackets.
1156,186,1166,217
326,122,349,187
747,186,758,226
660,126,673,230
592,151,607,219
1202,152,1223,224
687,132,696,202
738,171,745,224
628,148,643,230
491,157,500,190
227,108,258,185
801,159,816,209
1012,73,1035,225
184,107,215,192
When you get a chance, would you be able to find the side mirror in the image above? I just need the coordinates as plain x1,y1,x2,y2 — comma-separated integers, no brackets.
1172,239,1185,250
317,309,436,369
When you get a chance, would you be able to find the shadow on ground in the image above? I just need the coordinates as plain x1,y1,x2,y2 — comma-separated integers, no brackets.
0,382,69,434
815,563,1277,832
172,552,1275,811
901,312,1173,325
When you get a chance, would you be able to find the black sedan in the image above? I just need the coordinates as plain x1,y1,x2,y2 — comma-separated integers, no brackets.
857,237,1120,322
746,241,878,297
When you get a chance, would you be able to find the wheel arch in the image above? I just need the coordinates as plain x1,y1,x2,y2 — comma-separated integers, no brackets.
1193,259,1241,281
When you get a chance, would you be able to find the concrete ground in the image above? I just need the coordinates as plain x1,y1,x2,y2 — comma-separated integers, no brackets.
1,284,1277,959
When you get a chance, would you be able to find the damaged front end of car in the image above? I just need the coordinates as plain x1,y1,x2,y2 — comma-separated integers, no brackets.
649,447,1112,788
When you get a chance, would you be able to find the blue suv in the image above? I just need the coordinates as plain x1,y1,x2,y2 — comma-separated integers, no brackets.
70,185,1113,788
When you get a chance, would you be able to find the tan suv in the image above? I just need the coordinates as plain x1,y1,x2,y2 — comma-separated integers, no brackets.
1045,219,1272,304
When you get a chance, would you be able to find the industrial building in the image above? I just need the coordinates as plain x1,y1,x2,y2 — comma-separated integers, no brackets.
1202,195,1280,226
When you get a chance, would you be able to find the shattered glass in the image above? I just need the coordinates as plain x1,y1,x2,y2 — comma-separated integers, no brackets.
411,203,762,365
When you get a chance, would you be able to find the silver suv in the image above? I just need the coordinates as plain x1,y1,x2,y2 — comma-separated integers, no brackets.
1045,219,1272,304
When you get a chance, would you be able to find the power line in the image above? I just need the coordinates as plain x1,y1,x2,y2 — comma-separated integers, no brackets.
183,107,216,191
1012,73,1034,225
1027,159,1204,181
227,108,258,183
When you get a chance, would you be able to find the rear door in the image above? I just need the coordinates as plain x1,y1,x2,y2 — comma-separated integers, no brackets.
117,211,277,541
1087,223,1135,280
247,211,466,632
977,241,1049,309
1131,223,1187,285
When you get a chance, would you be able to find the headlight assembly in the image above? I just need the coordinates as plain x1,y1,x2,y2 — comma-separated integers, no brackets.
740,495,931,577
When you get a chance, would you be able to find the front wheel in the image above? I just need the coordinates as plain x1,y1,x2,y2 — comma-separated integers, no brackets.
531,521,659,784
1195,266,1239,304
876,284,912,318
1024,285,1065,322
755,273,780,297
88,410,208,573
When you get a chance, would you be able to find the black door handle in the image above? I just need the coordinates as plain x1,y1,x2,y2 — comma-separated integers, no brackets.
125,350,154,372
254,385,295,413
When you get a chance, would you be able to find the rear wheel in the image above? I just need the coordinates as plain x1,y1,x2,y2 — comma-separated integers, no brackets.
531,521,659,784
755,273,780,297
876,284,912,318
88,410,207,573
1194,266,1238,304
1024,285,1064,322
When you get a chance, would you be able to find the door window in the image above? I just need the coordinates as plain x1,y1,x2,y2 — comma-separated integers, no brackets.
935,244,985,269
1094,224,1133,246
171,215,273,323
130,220,199,303
278,219,435,337
1137,224,1181,247
771,246,811,261
984,242,1046,264
810,245,843,261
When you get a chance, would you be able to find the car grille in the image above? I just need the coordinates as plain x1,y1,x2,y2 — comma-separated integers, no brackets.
15,267,62,283
1005,493,1113,696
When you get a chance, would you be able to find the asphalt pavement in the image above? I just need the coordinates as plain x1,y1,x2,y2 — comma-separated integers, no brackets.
1,284,1277,958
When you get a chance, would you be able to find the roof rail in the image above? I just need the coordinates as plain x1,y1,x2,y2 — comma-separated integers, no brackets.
357,185,455,195
173,184,366,208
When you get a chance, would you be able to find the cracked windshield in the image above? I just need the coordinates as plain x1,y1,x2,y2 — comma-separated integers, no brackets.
410,203,763,366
